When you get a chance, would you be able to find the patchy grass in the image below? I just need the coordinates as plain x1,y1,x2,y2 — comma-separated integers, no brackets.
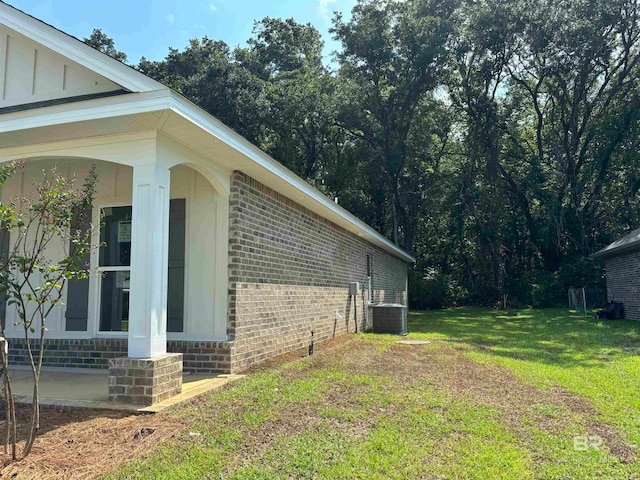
408,308,640,453
105,308,639,479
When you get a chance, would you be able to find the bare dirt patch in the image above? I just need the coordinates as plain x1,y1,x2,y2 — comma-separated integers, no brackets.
0,407,184,479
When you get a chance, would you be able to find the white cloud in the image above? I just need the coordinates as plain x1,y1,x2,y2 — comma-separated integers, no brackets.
165,13,175,25
317,0,338,20
209,3,217,12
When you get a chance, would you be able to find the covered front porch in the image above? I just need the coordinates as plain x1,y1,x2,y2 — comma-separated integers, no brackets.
0,131,234,405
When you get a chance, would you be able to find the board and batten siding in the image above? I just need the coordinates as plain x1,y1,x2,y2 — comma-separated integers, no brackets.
604,250,640,321
0,25,122,110
227,171,408,372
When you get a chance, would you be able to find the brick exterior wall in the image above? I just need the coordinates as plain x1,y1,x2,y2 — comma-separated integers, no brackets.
604,250,640,320
227,171,408,372
6,171,409,374
7,338,231,373
167,340,232,373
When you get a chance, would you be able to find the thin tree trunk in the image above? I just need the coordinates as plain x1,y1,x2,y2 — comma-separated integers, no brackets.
0,343,16,459
22,322,44,458
391,200,399,246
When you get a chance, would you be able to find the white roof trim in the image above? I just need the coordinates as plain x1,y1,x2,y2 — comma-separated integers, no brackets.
0,90,170,132
0,2,165,93
168,92,415,263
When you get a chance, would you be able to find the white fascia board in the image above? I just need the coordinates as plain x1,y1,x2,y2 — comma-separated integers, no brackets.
168,92,415,263
0,89,171,133
0,2,164,92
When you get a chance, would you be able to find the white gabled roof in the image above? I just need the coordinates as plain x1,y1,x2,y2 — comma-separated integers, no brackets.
0,1,415,263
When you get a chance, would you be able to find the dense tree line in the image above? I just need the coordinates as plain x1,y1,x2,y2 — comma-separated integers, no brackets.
86,0,640,308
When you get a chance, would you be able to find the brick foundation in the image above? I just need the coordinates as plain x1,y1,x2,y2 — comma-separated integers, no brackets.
7,338,231,373
108,353,183,405
167,340,232,373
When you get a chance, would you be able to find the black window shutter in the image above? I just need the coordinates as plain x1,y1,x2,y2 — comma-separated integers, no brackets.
65,207,91,331
167,199,186,332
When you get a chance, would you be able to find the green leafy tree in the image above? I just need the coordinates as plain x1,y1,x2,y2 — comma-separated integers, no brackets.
83,29,128,63
332,0,458,252
238,18,341,184
0,164,97,459
88,0,640,307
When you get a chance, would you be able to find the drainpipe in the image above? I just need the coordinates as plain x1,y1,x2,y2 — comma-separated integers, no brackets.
349,282,360,333
354,291,358,333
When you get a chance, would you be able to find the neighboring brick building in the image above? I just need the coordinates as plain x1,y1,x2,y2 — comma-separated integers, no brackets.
593,228,640,320
0,1,413,400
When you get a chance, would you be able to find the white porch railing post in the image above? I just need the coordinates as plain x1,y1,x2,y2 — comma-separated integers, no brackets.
128,157,171,358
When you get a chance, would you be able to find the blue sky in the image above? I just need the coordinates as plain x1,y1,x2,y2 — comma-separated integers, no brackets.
8,0,356,65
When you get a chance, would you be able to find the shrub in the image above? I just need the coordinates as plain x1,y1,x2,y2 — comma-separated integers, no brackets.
408,268,455,310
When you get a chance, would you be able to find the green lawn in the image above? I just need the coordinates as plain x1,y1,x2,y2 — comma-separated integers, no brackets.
110,309,640,479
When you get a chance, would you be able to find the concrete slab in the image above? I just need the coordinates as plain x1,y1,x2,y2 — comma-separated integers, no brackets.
11,368,108,402
397,340,432,345
9,367,244,413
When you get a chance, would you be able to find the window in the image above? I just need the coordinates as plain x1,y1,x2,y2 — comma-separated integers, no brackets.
96,200,186,333
98,206,132,332
366,254,373,303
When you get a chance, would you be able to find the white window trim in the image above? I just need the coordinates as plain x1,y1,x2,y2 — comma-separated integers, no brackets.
88,202,132,336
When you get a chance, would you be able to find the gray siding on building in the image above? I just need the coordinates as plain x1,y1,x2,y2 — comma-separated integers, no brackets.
604,250,640,320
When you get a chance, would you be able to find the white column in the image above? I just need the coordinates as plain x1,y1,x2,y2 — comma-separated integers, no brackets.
128,158,171,358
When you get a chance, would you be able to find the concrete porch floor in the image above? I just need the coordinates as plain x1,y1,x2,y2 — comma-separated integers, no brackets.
9,367,244,413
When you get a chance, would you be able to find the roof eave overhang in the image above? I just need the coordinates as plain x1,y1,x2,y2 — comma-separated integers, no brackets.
0,90,415,263
592,243,640,260
167,92,415,264
0,89,171,132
